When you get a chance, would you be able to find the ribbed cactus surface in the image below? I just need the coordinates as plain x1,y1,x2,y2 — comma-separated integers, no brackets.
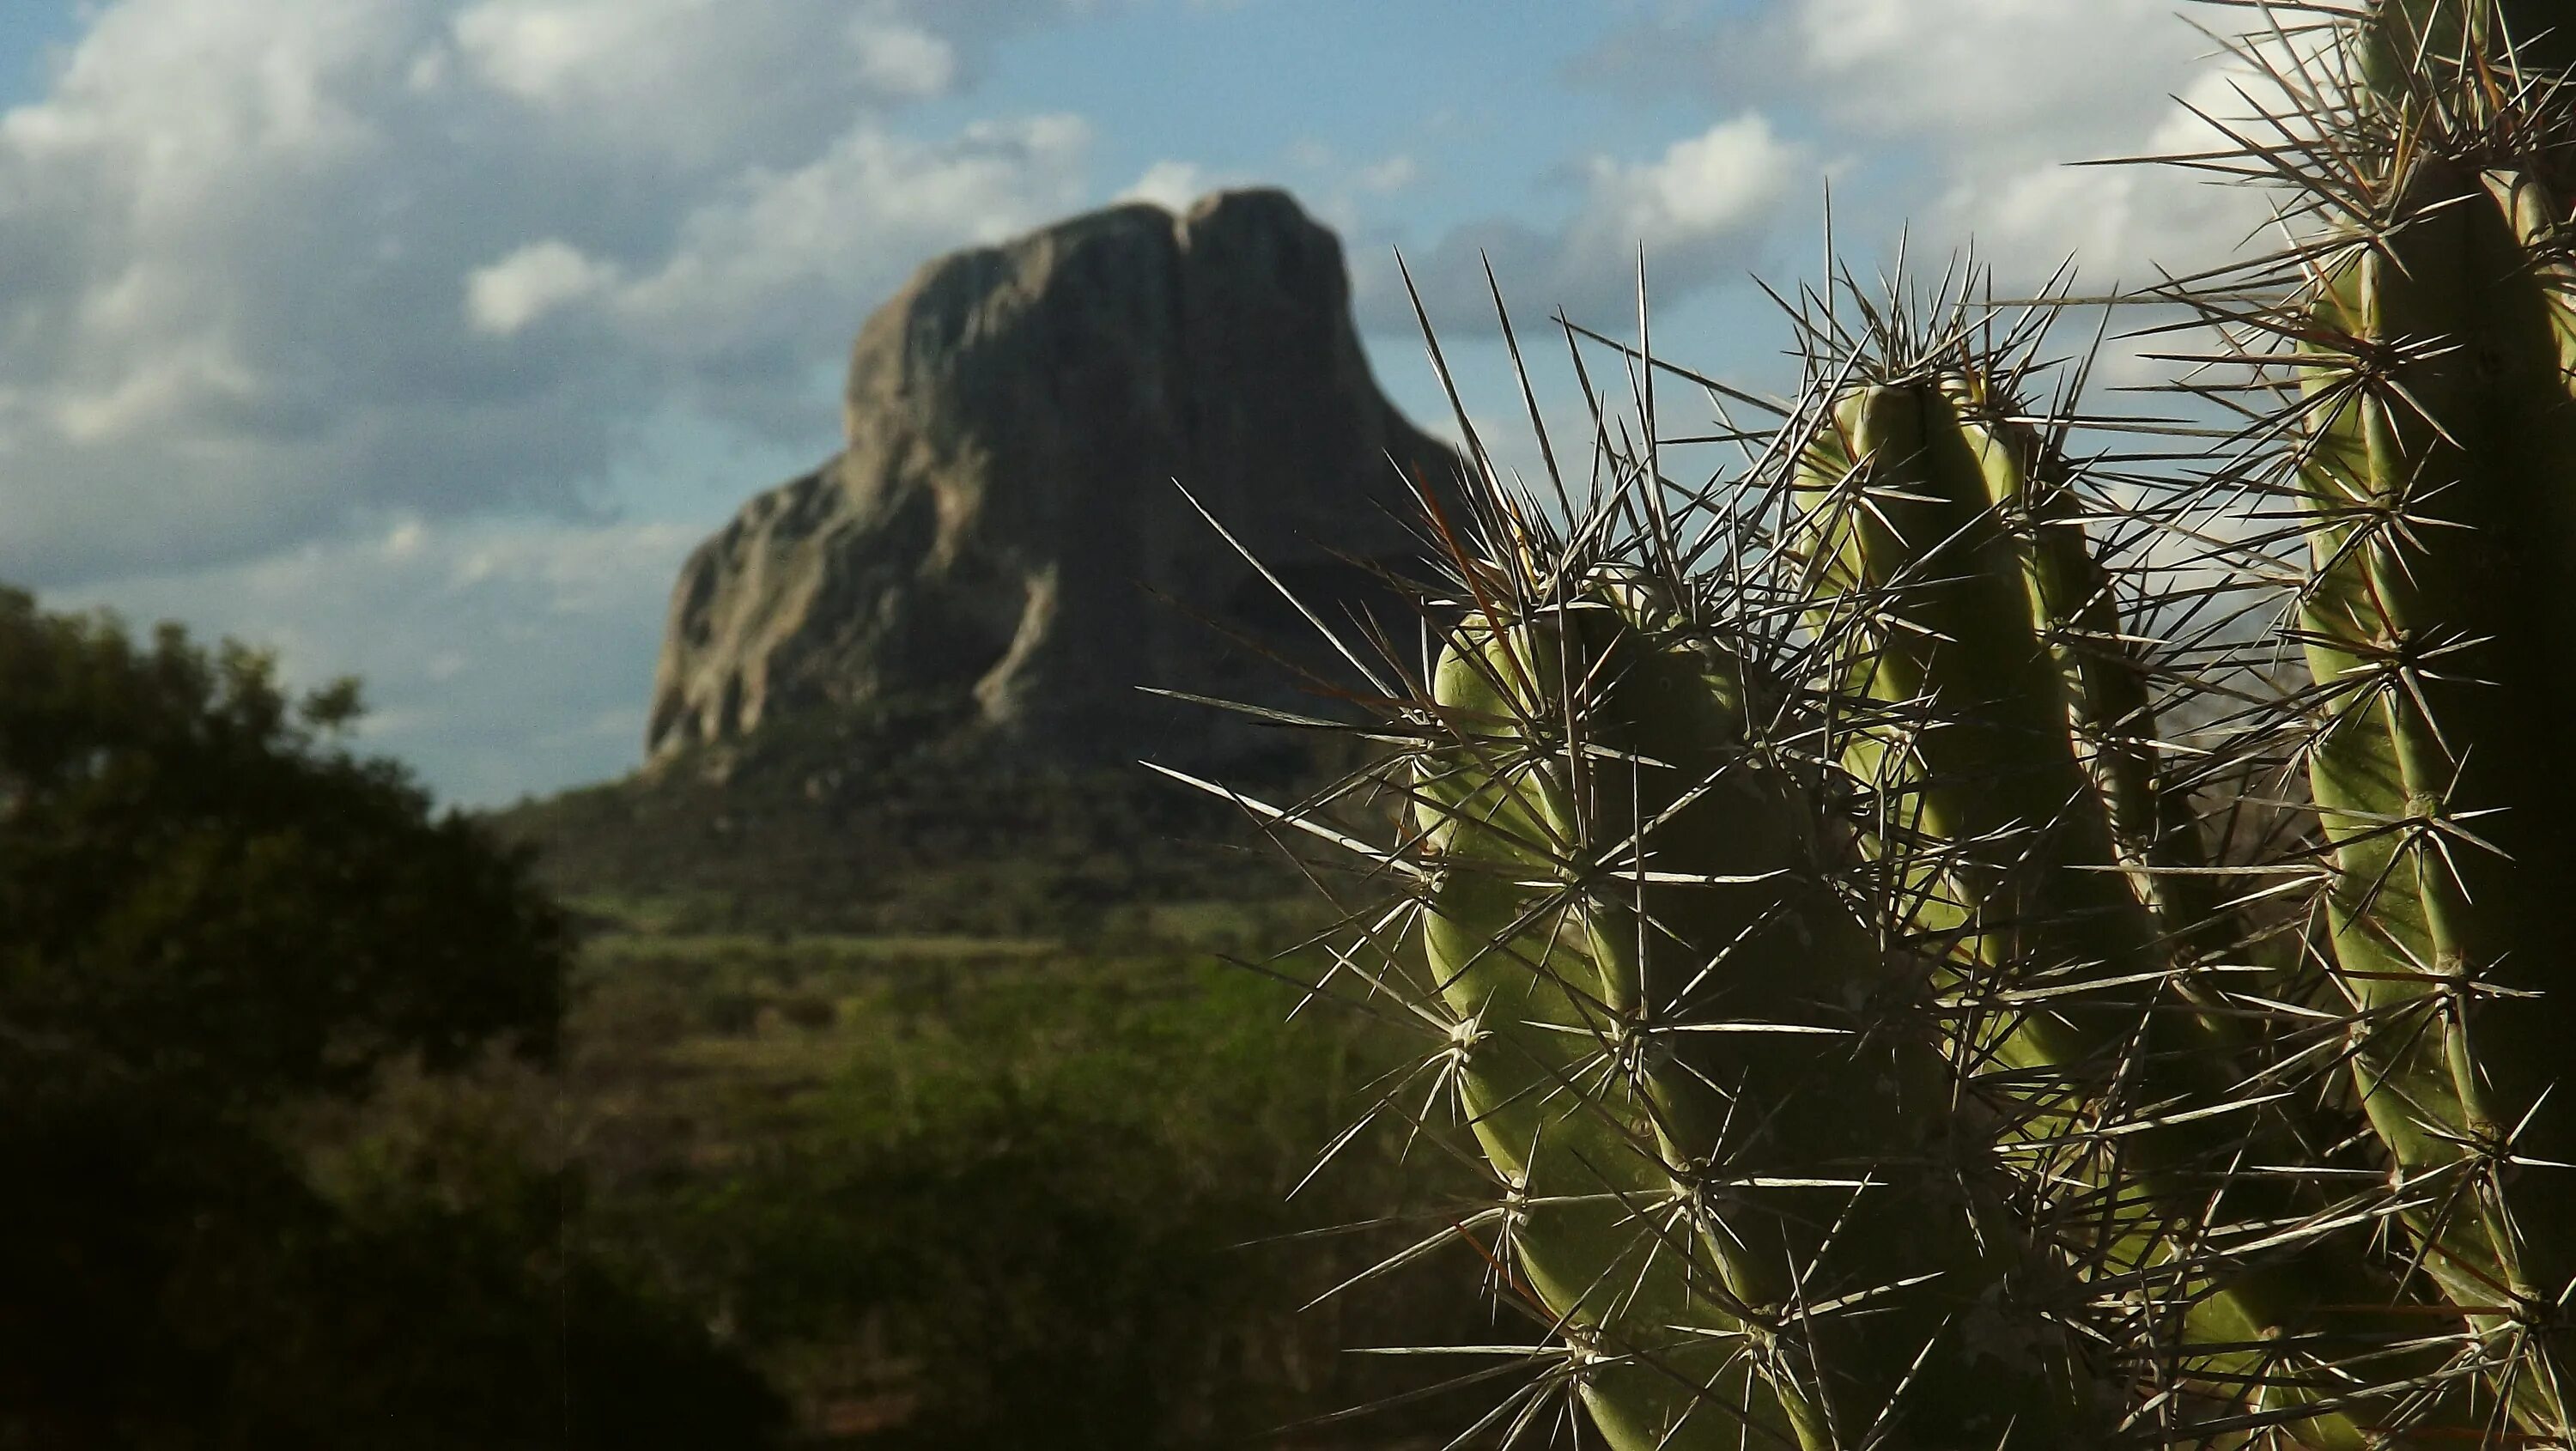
2294,143,2576,1440
1791,372,2429,1450
1174,3,2576,1447
1415,584,2107,1450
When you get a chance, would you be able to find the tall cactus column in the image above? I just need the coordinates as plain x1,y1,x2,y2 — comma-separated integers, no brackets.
1414,598,1785,1451
2364,0,2576,99
2295,144,2576,1436
1414,580,2107,1451
1788,372,2432,1447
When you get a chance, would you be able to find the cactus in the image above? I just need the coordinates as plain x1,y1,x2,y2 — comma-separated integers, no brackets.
1405,549,2108,1449
2277,22,2576,1430
1170,1,2576,1446
1785,358,2431,1449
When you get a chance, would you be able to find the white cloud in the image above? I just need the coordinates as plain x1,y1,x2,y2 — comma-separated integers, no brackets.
598,114,1093,410
0,0,1091,586
851,16,958,98
1119,159,1207,210
1357,154,1419,195
1354,112,1807,335
1579,112,1799,255
447,0,991,167
450,0,628,100
1909,17,2300,284
466,239,622,335
49,337,262,443
1554,0,2294,296
1795,0,2196,145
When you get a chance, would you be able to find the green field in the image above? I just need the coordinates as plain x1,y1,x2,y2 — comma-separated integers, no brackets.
338,871,1498,1448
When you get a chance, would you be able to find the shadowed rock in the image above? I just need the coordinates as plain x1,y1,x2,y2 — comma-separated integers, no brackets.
647,187,1461,775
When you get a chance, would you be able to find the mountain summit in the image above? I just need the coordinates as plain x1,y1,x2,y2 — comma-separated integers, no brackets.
646,187,1461,774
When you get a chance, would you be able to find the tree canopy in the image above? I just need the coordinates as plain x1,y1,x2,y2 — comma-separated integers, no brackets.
0,588,781,1448
0,586,567,1101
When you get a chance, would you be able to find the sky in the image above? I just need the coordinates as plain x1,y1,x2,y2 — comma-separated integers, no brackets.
0,0,2284,805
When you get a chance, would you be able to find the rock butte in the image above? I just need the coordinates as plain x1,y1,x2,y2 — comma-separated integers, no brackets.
647,187,1462,776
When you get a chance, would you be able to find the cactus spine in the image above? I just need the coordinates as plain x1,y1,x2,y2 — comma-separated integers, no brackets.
1789,366,2426,1448
1414,571,2110,1450
1175,2,2576,1446
2287,27,2576,1424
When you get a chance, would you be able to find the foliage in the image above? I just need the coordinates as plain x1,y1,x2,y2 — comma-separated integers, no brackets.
0,592,780,1448
0,1047,785,1451
550,920,1495,1448
492,707,1315,938
0,586,565,1102
1191,3,2576,1447
0,592,1478,1448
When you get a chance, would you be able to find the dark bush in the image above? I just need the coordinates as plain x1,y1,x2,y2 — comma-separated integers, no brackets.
0,590,783,1448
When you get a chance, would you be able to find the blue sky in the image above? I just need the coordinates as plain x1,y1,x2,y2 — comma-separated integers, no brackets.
0,4,82,100
0,0,2274,804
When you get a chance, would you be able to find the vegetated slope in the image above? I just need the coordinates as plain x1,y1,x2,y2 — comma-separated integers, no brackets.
0,588,784,1449
513,916,1493,1450
486,712,1330,937
470,734,1492,1448
472,665,1467,1450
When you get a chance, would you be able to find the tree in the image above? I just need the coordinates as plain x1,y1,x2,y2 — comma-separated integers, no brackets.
0,586,565,1102
0,588,781,1448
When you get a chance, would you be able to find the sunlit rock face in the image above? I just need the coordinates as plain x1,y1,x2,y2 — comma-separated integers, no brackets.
647,187,1461,774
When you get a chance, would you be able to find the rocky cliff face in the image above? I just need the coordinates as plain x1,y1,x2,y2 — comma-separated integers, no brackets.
646,188,1460,774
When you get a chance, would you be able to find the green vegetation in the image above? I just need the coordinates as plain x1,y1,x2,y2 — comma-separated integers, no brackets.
0,586,1482,1448
1211,3,2576,1447
0,587,777,1448
525,915,1486,1448
495,708,1312,938
60,5,2576,1448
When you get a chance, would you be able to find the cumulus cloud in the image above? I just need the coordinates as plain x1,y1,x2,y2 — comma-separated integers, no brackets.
583,113,1092,434
1357,155,1419,195
1355,111,1807,334
47,515,702,805
853,18,959,98
1572,0,2209,156
1582,113,1801,254
0,0,1089,588
1559,0,2286,288
1795,0,2199,146
466,240,623,335
1119,159,1211,211
1795,0,2298,283
447,0,977,167
603,118,1091,325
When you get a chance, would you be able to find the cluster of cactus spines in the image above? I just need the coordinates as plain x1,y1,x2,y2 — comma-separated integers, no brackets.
2257,0,2576,1427
1773,336,2417,1449
1167,1,2576,1446
1402,525,2115,1449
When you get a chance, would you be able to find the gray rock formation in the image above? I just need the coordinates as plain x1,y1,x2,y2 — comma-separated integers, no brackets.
646,187,1461,773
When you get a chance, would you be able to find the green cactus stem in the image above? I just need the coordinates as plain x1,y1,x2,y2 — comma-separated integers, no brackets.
1789,375,2427,1448
2364,0,2576,101
1417,582,2105,1451
2295,151,2576,1435
1969,381,2222,958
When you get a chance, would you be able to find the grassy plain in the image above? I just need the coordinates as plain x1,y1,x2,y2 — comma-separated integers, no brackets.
469,761,1497,1448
